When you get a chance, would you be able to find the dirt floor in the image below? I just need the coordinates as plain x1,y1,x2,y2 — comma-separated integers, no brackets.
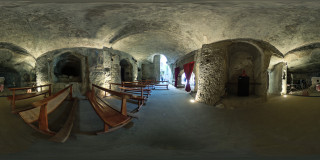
1,85,320,160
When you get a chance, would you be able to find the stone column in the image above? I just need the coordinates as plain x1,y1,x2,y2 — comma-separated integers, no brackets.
153,55,160,81
195,44,227,105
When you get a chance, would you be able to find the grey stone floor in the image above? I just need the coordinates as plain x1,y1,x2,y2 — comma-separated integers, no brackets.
1,85,320,160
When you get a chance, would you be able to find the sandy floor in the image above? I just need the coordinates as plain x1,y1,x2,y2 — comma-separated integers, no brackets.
1,85,320,160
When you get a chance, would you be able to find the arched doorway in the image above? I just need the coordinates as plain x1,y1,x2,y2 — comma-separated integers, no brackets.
52,52,88,95
227,42,262,96
181,72,195,91
0,66,21,88
120,59,133,82
54,53,82,83
160,55,172,82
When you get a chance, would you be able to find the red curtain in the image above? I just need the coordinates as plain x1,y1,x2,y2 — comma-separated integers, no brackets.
174,67,179,87
183,61,195,92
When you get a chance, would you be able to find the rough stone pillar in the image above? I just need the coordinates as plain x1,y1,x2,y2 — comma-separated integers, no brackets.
153,55,160,81
268,62,287,95
195,44,227,105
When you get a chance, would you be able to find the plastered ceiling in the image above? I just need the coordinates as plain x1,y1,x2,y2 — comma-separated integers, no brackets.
0,0,319,63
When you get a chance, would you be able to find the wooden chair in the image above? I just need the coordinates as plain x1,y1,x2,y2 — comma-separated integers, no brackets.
7,84,52,113
18,85,77,142
86,84,132,133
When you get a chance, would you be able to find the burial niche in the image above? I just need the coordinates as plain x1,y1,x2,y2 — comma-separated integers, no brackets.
227,42,262,96
54,53,82,83
0,66,21,88
120,59,133,82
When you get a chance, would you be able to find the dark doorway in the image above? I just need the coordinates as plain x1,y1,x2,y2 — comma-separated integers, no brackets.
54,53,82,82
120,59,133,82
0,66,21,88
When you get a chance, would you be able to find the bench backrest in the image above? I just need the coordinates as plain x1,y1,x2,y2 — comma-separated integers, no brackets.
19,85,72,134
92,84,132,116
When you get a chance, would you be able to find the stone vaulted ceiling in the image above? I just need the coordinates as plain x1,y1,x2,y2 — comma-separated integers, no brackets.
0,0,319,63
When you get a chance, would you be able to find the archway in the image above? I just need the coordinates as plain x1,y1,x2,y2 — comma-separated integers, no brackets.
227,42,262,96
181,72,195,90
120,59,133,82
54,53,82,83
285,43,320,96
51,51,88,95
0,66,21,88
160,55,172,82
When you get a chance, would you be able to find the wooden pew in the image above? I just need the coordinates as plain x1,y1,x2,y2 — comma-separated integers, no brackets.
18,85,76,139
118,86,147,108
154,81,169,90
121,82,152,98
109,82,152,98
135,80,155,89
86,84,132,133
7,84,52,113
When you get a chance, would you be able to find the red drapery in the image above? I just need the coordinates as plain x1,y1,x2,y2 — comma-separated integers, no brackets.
183,61,195,92
174,67,179,87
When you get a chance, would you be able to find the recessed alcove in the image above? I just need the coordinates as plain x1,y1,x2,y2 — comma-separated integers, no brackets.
54,54,82,83
120,59,133,82
51,52,88,95
0,66,21,88
227,42,262,96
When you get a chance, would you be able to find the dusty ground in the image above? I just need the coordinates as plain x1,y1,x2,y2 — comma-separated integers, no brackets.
1,85,320,160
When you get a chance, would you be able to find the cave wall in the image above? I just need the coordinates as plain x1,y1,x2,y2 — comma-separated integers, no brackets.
268,62,287,95
0,43,36,88
195,42,227,105
141,63,155,80
36,47,137,95
195,39,278,106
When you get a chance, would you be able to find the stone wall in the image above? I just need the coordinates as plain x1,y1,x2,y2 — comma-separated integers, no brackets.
141,63,154,80
195,43,227,105
153,55,160,81
0,42,36,88
268,62,287,95
195,39,281,106
36,47,137,96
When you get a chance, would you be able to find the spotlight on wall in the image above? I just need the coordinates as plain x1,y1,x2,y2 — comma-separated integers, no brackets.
190,99,196,103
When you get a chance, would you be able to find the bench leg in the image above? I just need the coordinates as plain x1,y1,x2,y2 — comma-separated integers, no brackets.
38,105,55,135
104,124,109,132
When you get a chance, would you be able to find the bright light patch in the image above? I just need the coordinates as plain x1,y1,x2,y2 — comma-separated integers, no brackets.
190,99,195,103
283,95,287,98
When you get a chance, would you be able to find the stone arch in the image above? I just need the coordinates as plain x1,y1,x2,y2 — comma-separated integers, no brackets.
195,38,279,106
53,53,82,83
284,42,320,95
227,41,263,96
120,59,133,82
51,51,89,95
0,42,36,88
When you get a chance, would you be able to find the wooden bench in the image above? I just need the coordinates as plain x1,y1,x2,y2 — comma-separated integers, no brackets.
18,85,76,140
86,84,132,133
109,82,152,97
7,84,52,113
118,86,147,108
134,80,155,89
109,83,148,109
154,81,169,90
